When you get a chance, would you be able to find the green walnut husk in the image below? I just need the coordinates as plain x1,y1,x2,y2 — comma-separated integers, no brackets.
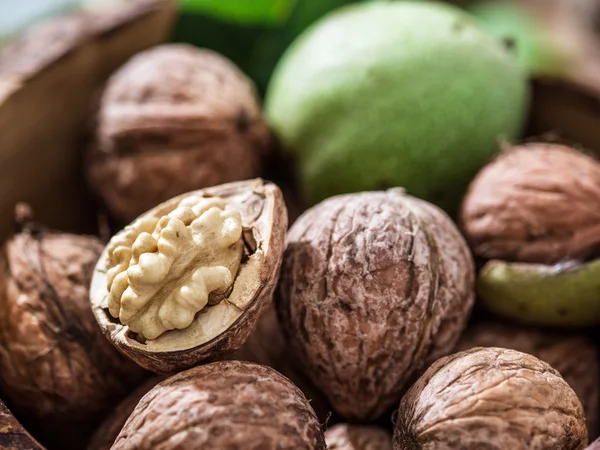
477,259,600,327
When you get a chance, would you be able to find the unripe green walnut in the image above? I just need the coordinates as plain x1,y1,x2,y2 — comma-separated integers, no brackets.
265,1,529,213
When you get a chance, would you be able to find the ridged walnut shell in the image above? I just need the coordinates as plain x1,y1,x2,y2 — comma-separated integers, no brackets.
460,143,600,264
87,376,165,450
395,347,588,450
87,43,270,223
325,424,392,450
0,226,146,450
0,398,44,450
111,360,326,449
455,321,599,438
276,190,475,420
90,179,287,373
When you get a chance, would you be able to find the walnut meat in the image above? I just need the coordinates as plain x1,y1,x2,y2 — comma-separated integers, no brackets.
456,321,599,438
276,190,475,420
325,424,392,450
0,222,146,450
111,361,326,450
395,347,588,450
460,143,600,264
87,43,270,223
90,179,287,373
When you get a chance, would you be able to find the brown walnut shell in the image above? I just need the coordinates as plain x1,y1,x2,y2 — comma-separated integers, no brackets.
0,398,44,450
276,190,475,420
86,43,270,223
230,304,333,422
90,179,287,373
460,143,600,264
0,225,146,450
395,347,588,450
456,321,599,438
87,376,165,450
325,424,393,450
111,360,326,450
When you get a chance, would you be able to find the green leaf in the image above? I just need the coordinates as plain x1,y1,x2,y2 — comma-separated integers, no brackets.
180,0,297,26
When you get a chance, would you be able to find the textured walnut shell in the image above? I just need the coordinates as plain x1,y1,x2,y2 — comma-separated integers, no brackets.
111,360,326,449
455,321,599,438
0,398,44,450
87,376,165,450
460,143,600,264
0,227,146,450
86,43,270,223
395,347,588,450
230,304,333,422
276,190,475,420
90,179,287,373
325,424,392,450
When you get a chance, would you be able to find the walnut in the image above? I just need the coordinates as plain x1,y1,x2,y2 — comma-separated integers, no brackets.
0,398,44,450
325,424,393,450
276,189,475,420
455,321,599,438
87,376,165,450
460,143,600,264
90,179,287,373
0,213,147,450
111,360,326,449
86,43,270,223
394,347,588,450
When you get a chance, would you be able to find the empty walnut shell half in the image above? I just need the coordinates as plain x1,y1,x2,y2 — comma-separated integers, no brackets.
395,347,588,450
325,424,393,450
460,143,600,264
86,43,270,223
276,190,475,420
0,217,146,450
90,179,287,373
111,360,326,450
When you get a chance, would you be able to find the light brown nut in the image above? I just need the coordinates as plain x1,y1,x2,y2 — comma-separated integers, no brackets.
456,321,599,438
325,424,392,450
87,376,165,450
0,220,146,450
87,43,270,223
111,360,326,450
90,179,287,373
460,143,600,264
395,347,588,450
276,190,475,420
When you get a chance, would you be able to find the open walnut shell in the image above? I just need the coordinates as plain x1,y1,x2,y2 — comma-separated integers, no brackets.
90,179,287,373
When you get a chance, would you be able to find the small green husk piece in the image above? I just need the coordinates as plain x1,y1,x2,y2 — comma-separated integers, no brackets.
478,259,600,327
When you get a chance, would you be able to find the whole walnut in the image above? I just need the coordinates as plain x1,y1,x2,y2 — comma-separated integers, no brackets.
0,216,146,450
87,376,165,450
325,424,392,450
276,189,475,420
456,321,599,438
395,347,588,450
111,361,326,450
87,43,270,222
460,143,600,264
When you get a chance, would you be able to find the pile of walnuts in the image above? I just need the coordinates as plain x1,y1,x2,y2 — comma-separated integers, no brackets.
1,41,600,450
